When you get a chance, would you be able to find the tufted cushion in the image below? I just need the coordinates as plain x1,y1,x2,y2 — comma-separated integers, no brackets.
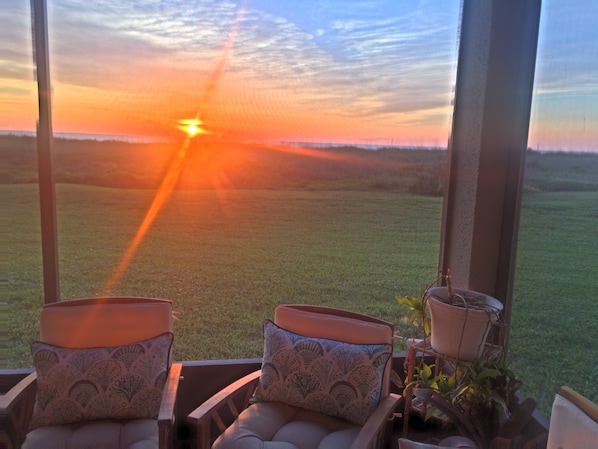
22,419,158,449
254,320,392,426
213,401,360,449
29,332,173,430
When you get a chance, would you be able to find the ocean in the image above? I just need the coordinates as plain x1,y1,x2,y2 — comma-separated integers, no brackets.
0,130,169,144
0,130,446,151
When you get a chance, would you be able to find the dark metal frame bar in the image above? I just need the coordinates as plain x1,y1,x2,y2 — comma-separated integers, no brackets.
31,0,60,303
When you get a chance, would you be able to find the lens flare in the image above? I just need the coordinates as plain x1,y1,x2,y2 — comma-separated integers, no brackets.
177,118,208,137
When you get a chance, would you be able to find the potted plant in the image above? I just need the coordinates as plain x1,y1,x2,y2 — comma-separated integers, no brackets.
395,271,536,449
400,350,533,448
405,361,455,427
408,362,447,397
396,269,503,361
425,351,537,449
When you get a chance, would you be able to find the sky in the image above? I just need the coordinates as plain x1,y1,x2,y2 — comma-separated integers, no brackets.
1,0,597,152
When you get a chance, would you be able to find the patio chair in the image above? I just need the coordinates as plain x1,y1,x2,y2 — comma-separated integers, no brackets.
546,385,598,449
0,297,182,449
187,304,402,449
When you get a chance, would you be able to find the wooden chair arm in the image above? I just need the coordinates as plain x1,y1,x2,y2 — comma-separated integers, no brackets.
0,372,37,448
187,370,261,449
158,362,183,449
351,393,403,449
559,385,598,423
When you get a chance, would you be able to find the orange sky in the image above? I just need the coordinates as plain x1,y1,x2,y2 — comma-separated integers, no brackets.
3,70,451,147
0,1,462,148
2,1,597,152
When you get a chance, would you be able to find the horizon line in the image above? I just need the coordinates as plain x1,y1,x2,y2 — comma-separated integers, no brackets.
1,130,597,155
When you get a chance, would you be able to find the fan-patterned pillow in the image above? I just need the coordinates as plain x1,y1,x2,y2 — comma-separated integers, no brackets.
254,320,391,426
29,332,173,430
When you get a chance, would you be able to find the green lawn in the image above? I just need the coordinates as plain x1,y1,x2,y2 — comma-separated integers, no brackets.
511,190,598,414
4,182,597,416
5,184,442,362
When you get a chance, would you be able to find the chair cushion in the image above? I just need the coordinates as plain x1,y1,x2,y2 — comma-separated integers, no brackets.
40,297,173,348
254,320,392,426
22,418,158,449
547,392,598,449
274,304,393,344
398,439,443,448
212,402,360,449
398,437,478,448
29,333,173,430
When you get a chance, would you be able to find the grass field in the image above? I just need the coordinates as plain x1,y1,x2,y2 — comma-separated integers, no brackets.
510,190,598,414
3,137,598,416
5,184,598,416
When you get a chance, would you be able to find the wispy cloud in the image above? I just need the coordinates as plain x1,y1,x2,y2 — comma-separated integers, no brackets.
3,0,595,150
1,0,461,142
53,1,457,110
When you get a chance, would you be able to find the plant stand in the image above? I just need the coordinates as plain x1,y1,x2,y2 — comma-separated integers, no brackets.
402,339,547,449
402,338,501,439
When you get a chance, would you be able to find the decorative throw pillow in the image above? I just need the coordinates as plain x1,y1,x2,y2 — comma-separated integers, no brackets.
29,332,173,430
254,320,392,426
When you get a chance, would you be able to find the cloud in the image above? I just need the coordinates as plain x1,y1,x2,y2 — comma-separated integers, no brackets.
0,85,31,96
2,0,595,150
1,0,460,141
223,1,459,119
0,60,33,82
534,0,598,96
0,3,34,83
39,1,459,113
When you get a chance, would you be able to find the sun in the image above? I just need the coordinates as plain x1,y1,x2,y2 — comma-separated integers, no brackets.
186,124,200,137
177,118,208,138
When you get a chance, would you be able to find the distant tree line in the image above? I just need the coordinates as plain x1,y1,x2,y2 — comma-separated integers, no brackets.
1,135,597,195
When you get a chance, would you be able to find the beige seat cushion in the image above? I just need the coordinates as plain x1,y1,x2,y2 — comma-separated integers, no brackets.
22,419,158,449
213,402,360,449
547,391,598,449
398,439,443,449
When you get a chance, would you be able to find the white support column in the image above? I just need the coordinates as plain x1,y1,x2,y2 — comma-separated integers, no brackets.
439,0,542,343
